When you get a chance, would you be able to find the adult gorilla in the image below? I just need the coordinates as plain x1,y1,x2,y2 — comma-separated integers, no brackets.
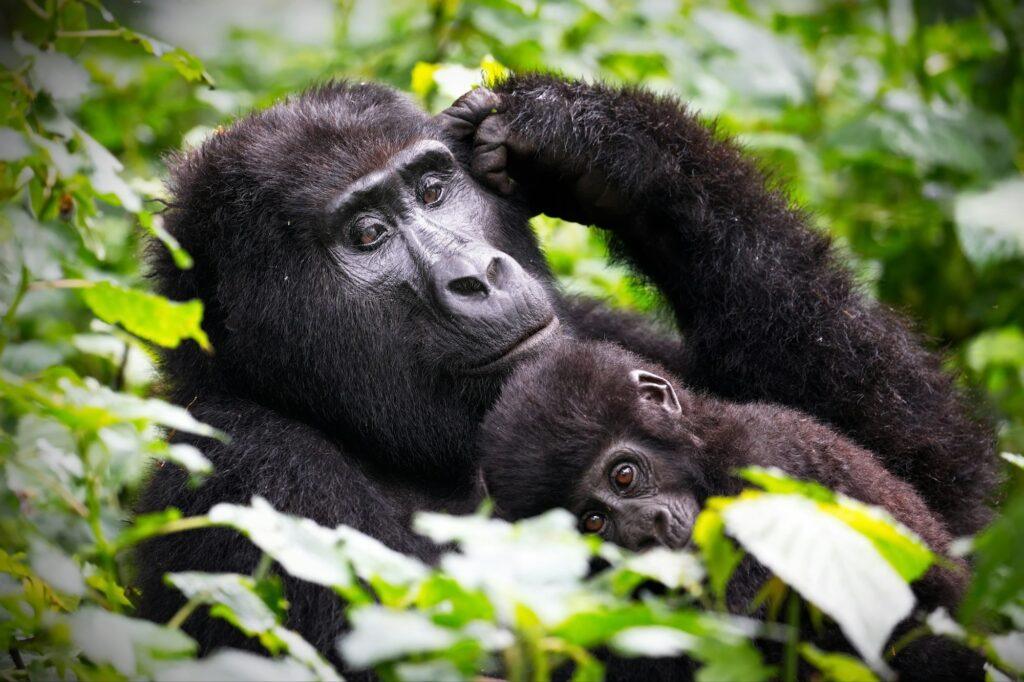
136,75,996,664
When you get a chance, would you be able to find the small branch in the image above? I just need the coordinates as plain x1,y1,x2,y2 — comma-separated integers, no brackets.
22,0,49,20
28,278,93,291
0,266,31,357
7,647,24,670
55,29,123,39
113,342,130,391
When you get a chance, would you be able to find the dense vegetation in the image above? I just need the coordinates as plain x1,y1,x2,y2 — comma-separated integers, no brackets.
0,1,1021,680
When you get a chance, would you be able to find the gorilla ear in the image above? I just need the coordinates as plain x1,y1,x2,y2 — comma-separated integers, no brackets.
629,370,681,415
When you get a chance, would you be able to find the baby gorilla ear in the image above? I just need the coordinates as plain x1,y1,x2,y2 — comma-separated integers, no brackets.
629,370,681,415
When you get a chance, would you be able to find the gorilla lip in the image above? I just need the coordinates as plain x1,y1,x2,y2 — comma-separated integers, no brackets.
465,316,560,374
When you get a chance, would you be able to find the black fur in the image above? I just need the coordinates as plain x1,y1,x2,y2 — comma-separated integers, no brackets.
135,75,996,672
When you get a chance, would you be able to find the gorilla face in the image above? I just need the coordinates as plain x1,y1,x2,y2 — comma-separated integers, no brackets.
320,139,557,374
154,83,559,472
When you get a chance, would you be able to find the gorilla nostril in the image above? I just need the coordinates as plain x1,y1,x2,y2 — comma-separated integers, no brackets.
485,257,506,288
636,536,661,552
448,276,488,297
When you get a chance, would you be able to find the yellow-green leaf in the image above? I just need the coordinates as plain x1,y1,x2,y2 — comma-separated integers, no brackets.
80,282,210,350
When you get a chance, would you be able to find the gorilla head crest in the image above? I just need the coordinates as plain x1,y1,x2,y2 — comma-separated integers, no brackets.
151,82,558,473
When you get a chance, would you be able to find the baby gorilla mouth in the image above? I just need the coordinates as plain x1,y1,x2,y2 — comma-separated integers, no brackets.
466,316,560,374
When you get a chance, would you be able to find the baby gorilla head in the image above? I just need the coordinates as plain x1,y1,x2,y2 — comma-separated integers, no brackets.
479,339,709,550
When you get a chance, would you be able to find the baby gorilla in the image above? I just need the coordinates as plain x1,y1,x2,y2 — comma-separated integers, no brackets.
480,339,981,680
480,339,956,560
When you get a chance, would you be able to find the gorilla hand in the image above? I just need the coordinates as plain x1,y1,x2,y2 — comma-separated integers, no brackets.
437,86,625,225
435,87,516,196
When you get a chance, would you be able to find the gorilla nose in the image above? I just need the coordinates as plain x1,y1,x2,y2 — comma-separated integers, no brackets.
433,250,518,315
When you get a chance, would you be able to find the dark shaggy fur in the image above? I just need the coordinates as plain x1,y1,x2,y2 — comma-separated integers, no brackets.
480,339,981,680
135,75,996,673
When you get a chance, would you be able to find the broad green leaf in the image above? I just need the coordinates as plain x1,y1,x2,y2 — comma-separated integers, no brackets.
824,496,934,582
394,659,463,682
154,649,311,682
338,606,458,669
67,607,196,676
119,29,215,86
800,644,878,682
721,493,913,669
209,497,354,589
612,547,705,595
28,538,85,597
966,328,1024,372
80,282,210,350
955,177,1024,265
737,466,836,502
0,127,32,162
692,506,743,602
336,525,428,589
961,493,1024,624
59,375,224,438
14,36,90,103
610,625,695,657
415,510,597,625
165,572,278,635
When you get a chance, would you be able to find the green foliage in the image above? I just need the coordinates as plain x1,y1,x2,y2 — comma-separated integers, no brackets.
1,0,1023,680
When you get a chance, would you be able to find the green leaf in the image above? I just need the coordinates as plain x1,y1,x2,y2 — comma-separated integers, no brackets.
209,497,354,589
153,649,311,682
80,282,210,351
0,127,32,162
610,625,695,657
165,572,278,636
720,492,913,669
139,211,192,269
824,497,934,583
692,506,744,602
67,608,196,676
955,177,1024,265
737,466,836,502
338,606,459,669
119,29,215,86
800,644,878,682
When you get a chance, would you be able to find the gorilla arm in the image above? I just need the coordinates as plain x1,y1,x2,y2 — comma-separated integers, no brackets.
134,397,442,668
445,75,997,536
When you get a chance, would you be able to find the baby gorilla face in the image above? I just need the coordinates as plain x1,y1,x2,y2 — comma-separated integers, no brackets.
572,442,701,550
479,339,709,553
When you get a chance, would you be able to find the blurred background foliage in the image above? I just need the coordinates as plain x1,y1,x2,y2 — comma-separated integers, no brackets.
2,0,1021,452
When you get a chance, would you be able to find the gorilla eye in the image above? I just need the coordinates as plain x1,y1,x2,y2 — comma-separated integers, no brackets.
421,181,444,206
581,512,606,534
349,221,388,250
611,462,636,490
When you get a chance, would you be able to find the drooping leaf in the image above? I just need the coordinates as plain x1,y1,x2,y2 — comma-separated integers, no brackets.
154,649,312,682
80,282,210,350
67,608,196,676
721,493,913,669
800,643,878,682
209,498,354,589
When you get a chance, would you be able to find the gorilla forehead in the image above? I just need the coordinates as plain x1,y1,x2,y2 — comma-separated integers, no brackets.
168,81,445,226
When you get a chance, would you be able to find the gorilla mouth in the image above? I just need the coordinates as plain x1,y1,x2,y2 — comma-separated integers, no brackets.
465,316,560,374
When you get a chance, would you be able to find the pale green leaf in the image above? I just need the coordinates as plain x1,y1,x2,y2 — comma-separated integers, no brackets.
209,497,354,589
68,607,196,676
154,649,312,682
721,493,913,669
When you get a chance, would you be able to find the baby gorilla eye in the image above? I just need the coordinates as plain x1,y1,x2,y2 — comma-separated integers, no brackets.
611,462,636,490
350,221,388,250
581,512,606,534
421,180,444,206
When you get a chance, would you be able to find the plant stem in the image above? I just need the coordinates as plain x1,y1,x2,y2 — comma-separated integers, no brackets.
783,591,800,682
55,29,122,38
167,596,201,630
0,266,30,357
